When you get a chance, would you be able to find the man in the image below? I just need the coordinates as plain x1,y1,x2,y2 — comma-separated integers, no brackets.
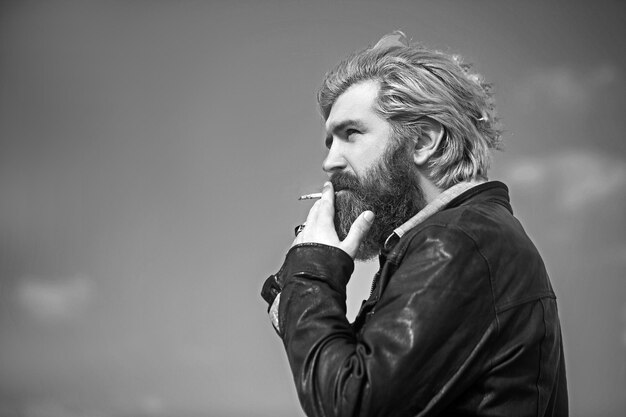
261,32,568,416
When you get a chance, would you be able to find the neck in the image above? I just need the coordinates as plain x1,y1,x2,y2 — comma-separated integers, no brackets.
418,175,445,205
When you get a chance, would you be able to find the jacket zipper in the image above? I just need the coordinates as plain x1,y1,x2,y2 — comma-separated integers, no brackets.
369,272,380,298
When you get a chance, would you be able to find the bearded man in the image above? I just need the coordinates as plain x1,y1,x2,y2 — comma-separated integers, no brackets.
261,32,568,417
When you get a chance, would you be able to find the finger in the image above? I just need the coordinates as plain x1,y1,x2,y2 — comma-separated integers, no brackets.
304,198,322,227
292,230,306,246
294,194,325,243
341,211,375,258
316,181,335,225
321,181,335,201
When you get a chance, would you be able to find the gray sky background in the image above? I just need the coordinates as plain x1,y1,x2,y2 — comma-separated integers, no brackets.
0,1,625,416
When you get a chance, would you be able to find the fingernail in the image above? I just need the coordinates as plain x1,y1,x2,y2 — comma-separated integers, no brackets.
364,211,375,222
324,181,331,188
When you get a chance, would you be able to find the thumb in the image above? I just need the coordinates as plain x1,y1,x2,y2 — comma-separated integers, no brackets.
341,211,375,258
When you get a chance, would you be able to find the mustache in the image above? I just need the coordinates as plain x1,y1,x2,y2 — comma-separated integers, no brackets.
329,172,361,192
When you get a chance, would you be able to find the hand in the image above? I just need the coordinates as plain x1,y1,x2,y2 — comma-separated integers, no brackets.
292,182,375,259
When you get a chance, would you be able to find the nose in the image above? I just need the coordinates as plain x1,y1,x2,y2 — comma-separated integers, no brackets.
322,142,347,174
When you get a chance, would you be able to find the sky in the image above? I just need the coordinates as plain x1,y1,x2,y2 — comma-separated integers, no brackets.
0,1,625,416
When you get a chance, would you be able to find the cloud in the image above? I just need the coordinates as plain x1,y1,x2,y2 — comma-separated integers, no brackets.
504,150,626,212
17,274,94,323
516,65,620,114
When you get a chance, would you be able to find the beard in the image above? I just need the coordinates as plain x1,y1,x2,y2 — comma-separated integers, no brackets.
331,141,426,261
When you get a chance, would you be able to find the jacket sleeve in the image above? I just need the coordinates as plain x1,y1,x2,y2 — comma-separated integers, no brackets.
277,226,498,417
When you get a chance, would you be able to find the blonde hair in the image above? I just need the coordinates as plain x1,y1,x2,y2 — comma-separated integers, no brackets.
318,32,502,188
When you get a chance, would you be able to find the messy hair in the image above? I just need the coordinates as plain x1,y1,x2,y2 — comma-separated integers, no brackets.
318,31,502,188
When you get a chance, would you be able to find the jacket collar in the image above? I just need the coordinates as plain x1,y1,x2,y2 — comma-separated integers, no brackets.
382,180,512,254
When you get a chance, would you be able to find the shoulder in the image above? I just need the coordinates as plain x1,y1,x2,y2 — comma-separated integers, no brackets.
397,190,530,260
385,216,493,300
393,190,555,312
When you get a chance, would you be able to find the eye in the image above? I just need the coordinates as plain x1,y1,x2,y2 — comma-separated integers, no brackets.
346,128,360,138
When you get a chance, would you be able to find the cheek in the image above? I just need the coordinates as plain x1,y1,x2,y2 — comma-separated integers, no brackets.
353,150,386,177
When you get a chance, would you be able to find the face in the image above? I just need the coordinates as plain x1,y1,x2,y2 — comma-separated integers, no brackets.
331,142,426,260
323,80,393,178
323,80,426,260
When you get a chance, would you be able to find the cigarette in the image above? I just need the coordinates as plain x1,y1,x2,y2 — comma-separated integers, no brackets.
298,192,337,200
298,192,323,200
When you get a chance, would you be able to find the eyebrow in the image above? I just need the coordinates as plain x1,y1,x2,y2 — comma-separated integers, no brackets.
324,119,367,147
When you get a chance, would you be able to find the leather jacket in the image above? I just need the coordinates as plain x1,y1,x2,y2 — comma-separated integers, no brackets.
261,182,568,416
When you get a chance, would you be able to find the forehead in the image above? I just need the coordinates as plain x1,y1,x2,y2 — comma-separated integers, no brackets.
325,80,382,132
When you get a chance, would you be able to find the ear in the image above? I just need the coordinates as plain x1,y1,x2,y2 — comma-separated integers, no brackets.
413,118,445,166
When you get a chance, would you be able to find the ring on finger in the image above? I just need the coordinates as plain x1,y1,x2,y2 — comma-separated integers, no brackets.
294,223,306,236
